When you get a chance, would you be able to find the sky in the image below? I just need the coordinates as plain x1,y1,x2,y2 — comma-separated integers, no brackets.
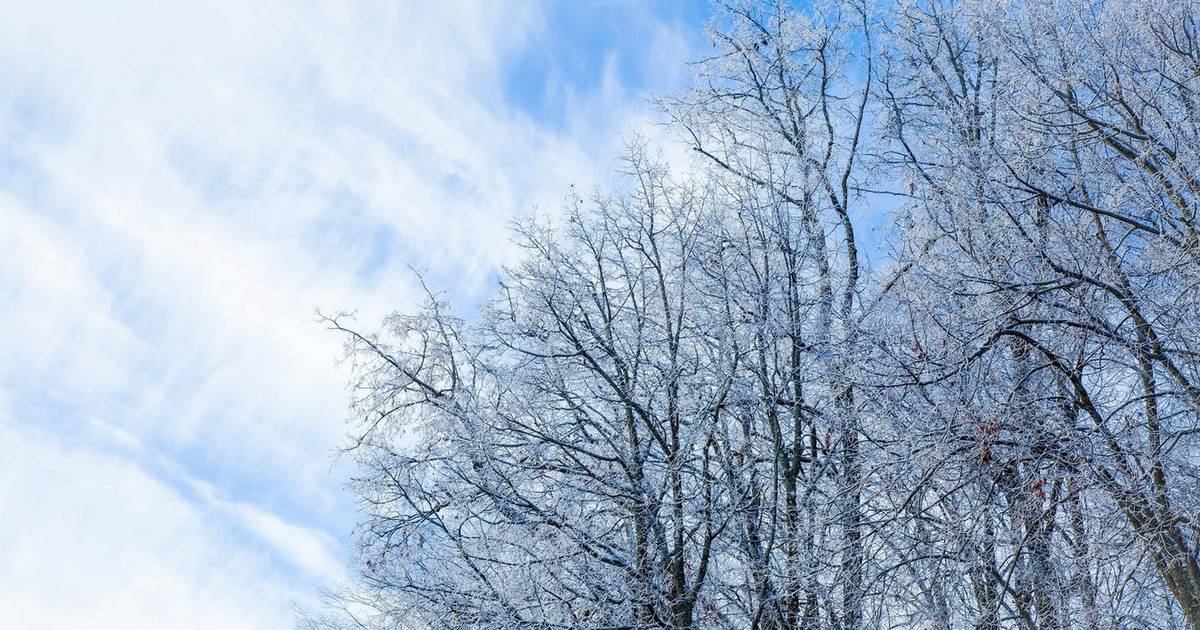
0,1,710,627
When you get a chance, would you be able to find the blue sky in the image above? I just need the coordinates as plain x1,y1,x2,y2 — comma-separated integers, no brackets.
0,1,709,627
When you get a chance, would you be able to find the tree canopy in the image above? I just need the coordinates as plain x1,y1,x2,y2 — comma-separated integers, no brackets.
314,1,1200,628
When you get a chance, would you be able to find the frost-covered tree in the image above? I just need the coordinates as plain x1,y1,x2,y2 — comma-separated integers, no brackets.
876,1,1200,627
662,1,875,626
313,1,1200,628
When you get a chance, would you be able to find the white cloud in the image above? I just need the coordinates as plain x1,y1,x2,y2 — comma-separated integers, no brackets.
0,415,305,630
187,476,345,583
0,0,702,627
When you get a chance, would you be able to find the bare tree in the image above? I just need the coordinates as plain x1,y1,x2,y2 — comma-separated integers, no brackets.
878,0,1200,626
317,1,1200,628
664,2,875,626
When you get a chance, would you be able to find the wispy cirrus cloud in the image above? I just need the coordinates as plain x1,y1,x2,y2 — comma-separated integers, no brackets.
0,1,705,627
